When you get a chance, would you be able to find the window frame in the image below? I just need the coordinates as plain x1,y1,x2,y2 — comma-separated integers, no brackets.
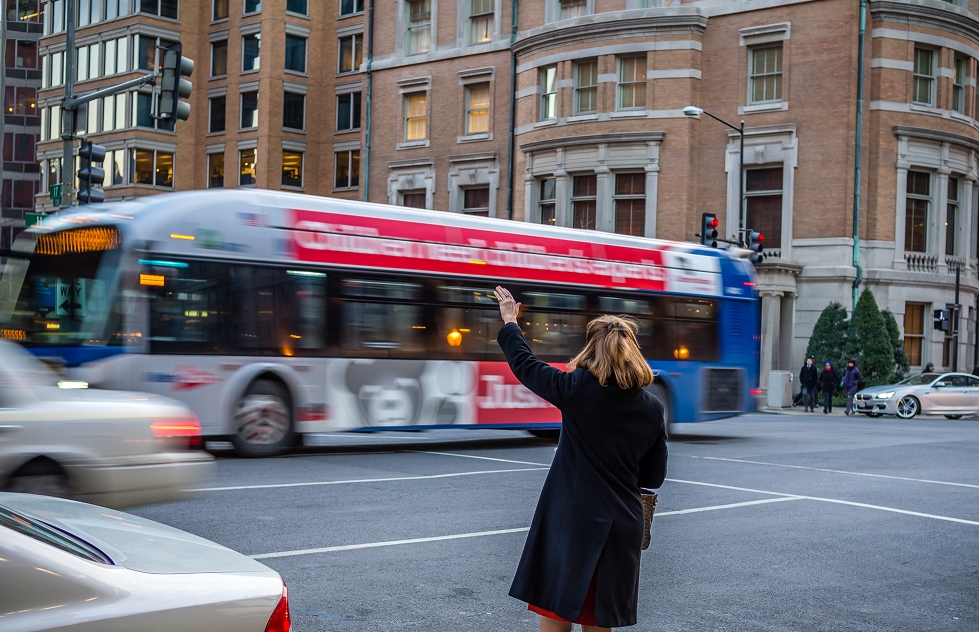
538,177,556,225
242,33,261,73
946,176,960,256
539,65,557,121
337,34,363,74
284,34,307,74
744,166,785,250
559,0,587,20
616,55,646,111
403,91,427,141
406,0,432,56
212,0,228,20
464,82,491,135
468,0,493,45
281,149,304,189
208,152,225,188
571,173,597,230
612,172,646,237
903,303,926,367
286,0,308,16
283,90,306,131
952,56,965,114
210,39,228,77
748,44,783,106
462,187,491,216
912,47,936,107
244,0,261,15
240,90,259,130
334,149,361,189
574,60,597,115
130,148,174,188
239,147,257,187
339,0,364,17
208,94,226,134
335,92,361,132
905,170,931,254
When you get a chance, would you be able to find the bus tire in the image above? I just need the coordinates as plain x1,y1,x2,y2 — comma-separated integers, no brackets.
231,379,295,457
646,383,674,436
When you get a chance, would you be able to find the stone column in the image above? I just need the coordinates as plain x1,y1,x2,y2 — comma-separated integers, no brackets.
554,169,570,228
893,161,909,269
595,165,613,233
523,153,535,223
936,168,950,273
758,290,783,391
643,141,660,238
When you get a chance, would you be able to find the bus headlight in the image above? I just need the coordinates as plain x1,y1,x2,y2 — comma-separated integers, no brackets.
876,391,895,399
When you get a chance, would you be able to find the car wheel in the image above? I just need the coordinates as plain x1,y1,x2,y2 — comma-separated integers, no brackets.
896,395,920,419
232,380,295,457
5,458,71,498
944,415,963,420
646,383,673,436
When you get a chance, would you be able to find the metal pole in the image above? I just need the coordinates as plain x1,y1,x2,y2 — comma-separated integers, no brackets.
953,264,961,372
739,121,745,246
972,289,978,373
851,0,867,310
362,0,374,201
60,0,76,210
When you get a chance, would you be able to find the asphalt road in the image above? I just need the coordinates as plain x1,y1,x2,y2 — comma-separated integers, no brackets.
130,415,979,631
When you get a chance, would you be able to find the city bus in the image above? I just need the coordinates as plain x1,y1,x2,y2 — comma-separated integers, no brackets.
0,190,759,456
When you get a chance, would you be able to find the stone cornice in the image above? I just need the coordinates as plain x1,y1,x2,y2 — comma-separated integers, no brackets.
871,0,979,46
893,125,979,152
513,11,707,57
520,132,665,154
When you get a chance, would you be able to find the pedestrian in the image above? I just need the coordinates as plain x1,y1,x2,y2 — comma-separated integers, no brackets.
922,361,935,374
493,286,668,632
842,358,862,416
799,356,819,412
818,361,837,414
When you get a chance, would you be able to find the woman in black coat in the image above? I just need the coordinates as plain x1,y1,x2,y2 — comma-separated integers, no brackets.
494,287,668,631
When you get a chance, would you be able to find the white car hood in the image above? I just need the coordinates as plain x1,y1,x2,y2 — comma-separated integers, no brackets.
0,493,267,574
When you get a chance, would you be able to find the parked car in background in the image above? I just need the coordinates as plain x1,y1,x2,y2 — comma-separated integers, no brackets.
0,493,291,631
854,372,979,419
0,340,213,507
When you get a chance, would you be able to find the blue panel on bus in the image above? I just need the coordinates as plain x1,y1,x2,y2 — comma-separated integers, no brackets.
23,346,127,367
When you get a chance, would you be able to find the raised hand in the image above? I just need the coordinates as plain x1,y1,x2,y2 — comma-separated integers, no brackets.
494,286,521,325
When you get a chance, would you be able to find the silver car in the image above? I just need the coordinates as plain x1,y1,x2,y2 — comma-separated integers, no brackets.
0,340,213,507
0,493,290,631
854,372,979,419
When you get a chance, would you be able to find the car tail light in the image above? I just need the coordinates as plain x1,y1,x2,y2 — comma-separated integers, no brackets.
151,414,203,451
265,583,291,632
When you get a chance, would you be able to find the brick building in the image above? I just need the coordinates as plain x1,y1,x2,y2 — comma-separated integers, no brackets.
24,0,979,382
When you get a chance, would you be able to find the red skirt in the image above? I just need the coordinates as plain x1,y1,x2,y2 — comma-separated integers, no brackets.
528,571,598,626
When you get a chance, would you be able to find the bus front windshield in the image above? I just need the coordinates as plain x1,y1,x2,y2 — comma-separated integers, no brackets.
0,248,122,346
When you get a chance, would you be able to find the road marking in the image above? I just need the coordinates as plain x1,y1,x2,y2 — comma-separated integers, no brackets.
191,467,548,492
685,455,979,490
656,496,804,515
416,450,552,467
251,527,532,559
667,478,979,526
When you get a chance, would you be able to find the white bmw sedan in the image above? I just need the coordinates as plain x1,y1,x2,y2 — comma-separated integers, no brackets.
0,340,213,507
854,372,979,419
0,493,290,631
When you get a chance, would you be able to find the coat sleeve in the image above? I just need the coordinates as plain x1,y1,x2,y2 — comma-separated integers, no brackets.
638,398,668,489
496,322,579,409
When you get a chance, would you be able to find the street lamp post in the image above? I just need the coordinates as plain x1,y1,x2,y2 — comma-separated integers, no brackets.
684,106,745,246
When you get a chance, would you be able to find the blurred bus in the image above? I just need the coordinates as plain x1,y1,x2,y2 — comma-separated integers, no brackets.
0,191,759,455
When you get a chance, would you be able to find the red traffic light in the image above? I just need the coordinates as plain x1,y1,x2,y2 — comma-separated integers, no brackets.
757,233,763,242
709,218,719,228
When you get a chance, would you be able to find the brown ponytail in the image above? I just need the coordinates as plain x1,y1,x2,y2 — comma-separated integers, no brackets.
568,315,654,389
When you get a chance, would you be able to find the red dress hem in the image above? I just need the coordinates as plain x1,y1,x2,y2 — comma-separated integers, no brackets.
527,571,598,626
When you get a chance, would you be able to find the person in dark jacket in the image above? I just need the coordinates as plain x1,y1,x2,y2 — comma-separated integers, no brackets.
842,358,863,416
799,356,819,412
493,286,667,632
818,361,837,414
922,361,935,374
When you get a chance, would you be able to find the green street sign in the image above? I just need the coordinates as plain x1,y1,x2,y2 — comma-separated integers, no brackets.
49,183,63,206
25,212,44,227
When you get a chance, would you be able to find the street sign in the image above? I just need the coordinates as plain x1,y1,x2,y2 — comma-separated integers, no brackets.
49,183,63,206
25,212,44,227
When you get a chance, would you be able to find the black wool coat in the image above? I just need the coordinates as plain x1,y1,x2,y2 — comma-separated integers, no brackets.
498,323,668,628
799,364,819,389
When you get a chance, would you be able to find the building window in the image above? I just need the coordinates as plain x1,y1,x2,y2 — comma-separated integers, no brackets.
905,170,930,253
44,51,64,88
282,150,303,188
104,0,129,19
572,174,596,229
903,303,925,367
283,91,305,130
285,35,306,73
5,133,36,163
103,36,128,76
952,57,965,114
617,56,646,110
401,191,426,208
239,148,257,186
240,91,258,129
211,40,228,77
130,148,173,187
946,176,959,256
574,61,597,115
75,43,98,81
5,86,37,115
213,0,228,20
470,0,492,44
244,0,261,13
11,0,43,21
335,149,360,188
209,95,226,133
614,173,645,236
104,149,125,186
336,92,361,131
560,0,587,20
77,0,101,26
208,153,224,188
404,92,427,140
340,0,364,16
539,66,557,121
242,33,261,72
2,180,39,209
463,187,490,216
133,91,174,130
101,93,126,131
538,177,555,225
8,40,38,70
134,34,176,71
465,82,490,134
338,34,363,73
744,167,783,249
287,0,307,15
748,45,782,105
43,0,66,35
912,48,935,106
138,0,178,19
406,0,431,55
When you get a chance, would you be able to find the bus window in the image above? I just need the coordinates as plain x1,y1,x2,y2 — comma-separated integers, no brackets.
338,278,426,358
521,312,586,361
436,306,504,360
523,292,585,311
599,295,654,355
148,260,231,352
342,279,422,301
232,267,284,354
438,285,497,305
674,300,715,320
285,271,326,352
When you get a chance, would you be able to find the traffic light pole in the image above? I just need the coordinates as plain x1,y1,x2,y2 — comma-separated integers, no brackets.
60,0,75,210
953,264,960,372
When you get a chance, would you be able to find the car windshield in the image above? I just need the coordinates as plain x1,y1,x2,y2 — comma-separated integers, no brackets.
897,373,940,386
0,504,112,564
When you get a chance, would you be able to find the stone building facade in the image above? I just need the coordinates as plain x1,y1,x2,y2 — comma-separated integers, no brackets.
24,0,979,383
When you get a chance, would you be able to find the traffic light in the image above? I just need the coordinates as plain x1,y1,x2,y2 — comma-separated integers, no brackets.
699,213,719,247
747,230,764,264
77,140,106,205
158,42,194,122
934,308,951,332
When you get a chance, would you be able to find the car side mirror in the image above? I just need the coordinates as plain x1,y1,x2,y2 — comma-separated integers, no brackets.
934,382,946,388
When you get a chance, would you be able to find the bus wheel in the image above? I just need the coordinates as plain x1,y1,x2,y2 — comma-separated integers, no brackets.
646,383,674,436
232,380,295,457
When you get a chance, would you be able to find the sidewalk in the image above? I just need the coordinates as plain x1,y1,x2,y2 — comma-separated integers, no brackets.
760,405,849,416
